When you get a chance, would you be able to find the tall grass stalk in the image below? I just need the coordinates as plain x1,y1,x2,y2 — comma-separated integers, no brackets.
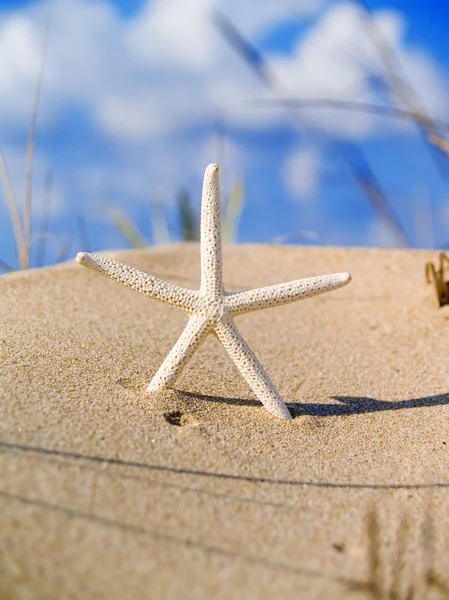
0,152,24,265
23,19,51,270
271,229,318,244
149,197,171,245
252,98,449,131
0,20,50,270
356,0,449,186
76,215,91,253
222,180,244,244
177,189,199,241
0,258,14,273
56,232,75,263
213,11,413,248
363,506,449,599
108,206,147,249
35,165,54,268
342,144,413,247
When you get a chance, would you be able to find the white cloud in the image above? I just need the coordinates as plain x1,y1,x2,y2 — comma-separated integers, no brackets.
284,147,321,200
282,0,326,18
362,218,406,248
272,2,449,138
398,49,449,120
0,0,446,144
0,0,298,140
0,14,42,127
126,0,217,71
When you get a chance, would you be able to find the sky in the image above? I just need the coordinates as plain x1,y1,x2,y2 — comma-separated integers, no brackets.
1,0,449,270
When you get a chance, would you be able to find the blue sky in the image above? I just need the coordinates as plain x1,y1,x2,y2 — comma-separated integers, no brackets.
1,0,449,271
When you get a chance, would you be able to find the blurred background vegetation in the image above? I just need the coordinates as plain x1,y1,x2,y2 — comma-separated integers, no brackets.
1,0,449,272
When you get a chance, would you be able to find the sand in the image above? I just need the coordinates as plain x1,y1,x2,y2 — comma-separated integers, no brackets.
0,244,448,599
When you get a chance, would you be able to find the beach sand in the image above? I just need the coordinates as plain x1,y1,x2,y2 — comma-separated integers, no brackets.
1,244,448,599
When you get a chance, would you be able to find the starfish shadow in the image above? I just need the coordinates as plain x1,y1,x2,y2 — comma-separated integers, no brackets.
176,390,449,419
175,389,259,408
291,394,449,418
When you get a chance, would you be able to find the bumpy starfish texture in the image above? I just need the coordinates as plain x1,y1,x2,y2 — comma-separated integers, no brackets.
77,164,351,420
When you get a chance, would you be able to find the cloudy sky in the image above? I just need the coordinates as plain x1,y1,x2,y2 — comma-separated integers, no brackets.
1,0,449,270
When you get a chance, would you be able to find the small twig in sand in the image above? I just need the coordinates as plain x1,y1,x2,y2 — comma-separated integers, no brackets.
425,253,449,307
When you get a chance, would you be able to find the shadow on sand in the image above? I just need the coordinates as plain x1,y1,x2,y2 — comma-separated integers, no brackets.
179,389,449,418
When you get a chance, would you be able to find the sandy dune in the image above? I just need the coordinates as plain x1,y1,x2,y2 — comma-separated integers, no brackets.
1,244,448,599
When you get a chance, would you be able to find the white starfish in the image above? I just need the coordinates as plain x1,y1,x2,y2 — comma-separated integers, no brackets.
77,164,351,420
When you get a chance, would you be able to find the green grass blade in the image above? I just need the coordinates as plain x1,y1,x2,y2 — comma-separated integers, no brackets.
178,189,199,241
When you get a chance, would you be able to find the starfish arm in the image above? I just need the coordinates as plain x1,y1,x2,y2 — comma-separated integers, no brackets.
214,319,292,420
76,252,199,314
227,273,351,316
200,164,224,298
146,315,211,392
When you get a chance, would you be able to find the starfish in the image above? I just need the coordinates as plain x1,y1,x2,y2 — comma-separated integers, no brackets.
77,164,351,420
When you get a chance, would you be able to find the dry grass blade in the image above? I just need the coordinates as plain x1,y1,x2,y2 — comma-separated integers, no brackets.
425,253,449,307
213,12,413,249
362,505,449,600
356,0,449,186
223,180,244,244
149,197,171,245
214,115,227,190
0,258,15,273
30,231,69,254
76,215,92,253
0,151,24,267
411,509,449,599
419,516,447,595
108,206,147,249
358,0,424,117
390,514,410,600
272,229,318,244
428,132,449,153
366,509,383,599
35,165,54,268
213,11,271,86
427,572,449,596
251,98,449,131
412,188,434,249
23,19,51,270
213,115,246,244
57,232,75,263
342,145,412,247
